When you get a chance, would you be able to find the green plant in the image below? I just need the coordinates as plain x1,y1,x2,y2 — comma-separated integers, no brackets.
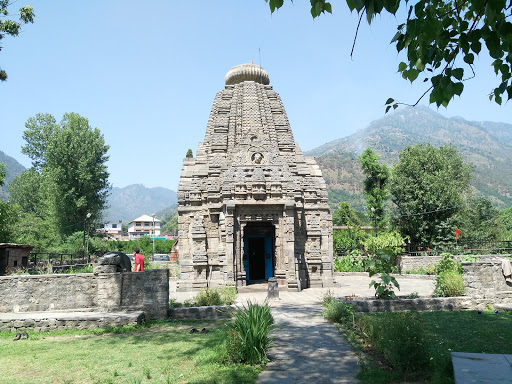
369,311,430,373
434,270,465,297
333,251,366,272
225,301,274,365
219,285,237,305
364,250,400,299
461,255,479,262
195,289,222,306
322,297,355,323
407,291,420,299
169,298,182,308
434,252,462,275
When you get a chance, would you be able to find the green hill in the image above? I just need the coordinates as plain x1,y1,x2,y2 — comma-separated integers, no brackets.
308,106,512,210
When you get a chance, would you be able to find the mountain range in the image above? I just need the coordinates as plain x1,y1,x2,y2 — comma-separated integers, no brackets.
2,106,511,219
306,106,512,210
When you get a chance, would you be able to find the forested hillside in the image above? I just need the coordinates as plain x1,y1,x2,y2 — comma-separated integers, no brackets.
308,106,512,210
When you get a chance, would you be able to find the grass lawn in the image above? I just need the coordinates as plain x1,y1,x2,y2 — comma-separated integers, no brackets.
351,309,512,384
0,320,262,384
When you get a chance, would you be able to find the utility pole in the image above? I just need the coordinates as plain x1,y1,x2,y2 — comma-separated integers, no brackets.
82,213,91,262
152,213,156,260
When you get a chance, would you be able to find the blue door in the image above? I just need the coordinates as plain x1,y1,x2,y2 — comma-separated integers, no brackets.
244,235,273,281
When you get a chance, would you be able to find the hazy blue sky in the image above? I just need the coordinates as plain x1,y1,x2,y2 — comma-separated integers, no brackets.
2,1,510,190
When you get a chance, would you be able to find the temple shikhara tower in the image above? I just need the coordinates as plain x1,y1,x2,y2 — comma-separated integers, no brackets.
177,63,333,291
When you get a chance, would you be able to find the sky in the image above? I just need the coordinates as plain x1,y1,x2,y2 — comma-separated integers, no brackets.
2,1,510,191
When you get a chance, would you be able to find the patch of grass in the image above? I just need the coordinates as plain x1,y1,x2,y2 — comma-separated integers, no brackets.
0,319,262,384
323,305,512,384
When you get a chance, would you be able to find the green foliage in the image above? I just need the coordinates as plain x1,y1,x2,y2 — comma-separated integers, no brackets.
0,198,17,242
322,292,355,323
359,148,390,227
194,286,237,306
19,112,111,239
434,252,462,275
0,163,5,186
369,312,430,373
333,251,366,272
363,232,404,299
0,1,35,81
264,0,512,108
362,231,405,264
225,301,274,365
186,148,193,158
390,144,472,244
434,270,465,297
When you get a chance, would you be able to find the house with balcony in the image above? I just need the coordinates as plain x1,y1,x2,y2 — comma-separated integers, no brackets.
97,222,123,240
127,215,161,240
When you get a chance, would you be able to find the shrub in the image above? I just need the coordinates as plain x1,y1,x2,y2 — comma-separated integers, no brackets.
369,311,430,373
195,289,223,306
322,298,355,323
434,253,462,274
193,286,237,306
434,270,465,297
333,250,366,272
225,301,273,365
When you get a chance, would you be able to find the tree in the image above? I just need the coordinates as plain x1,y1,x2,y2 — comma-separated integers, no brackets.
186,148,193,158
44,113,111,236
0,163,17,242
359,148,390,229
0,1,35,81
21,113,59,172
21,112,111,238
264,0,512,108
389,143,472,244
8,169,48,217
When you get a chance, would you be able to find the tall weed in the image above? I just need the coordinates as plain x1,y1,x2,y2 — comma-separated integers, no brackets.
434,270,465,297
369,311,430,373
225,301,273,365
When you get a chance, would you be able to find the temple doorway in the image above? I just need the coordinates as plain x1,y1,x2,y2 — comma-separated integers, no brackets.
243,222,274,282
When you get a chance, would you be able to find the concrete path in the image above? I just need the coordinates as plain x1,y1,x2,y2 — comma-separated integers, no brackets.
452,352,512,383
171,274,435,384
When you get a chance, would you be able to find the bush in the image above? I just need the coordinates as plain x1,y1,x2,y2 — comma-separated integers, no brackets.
369,311,430,373
434,253,462,274
333,250,366,272
225,301,273,365
193,286,237,306
322,298,355,323
194,289,223,306
434,270,465,297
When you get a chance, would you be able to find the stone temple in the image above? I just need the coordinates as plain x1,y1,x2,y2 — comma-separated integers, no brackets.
177,63,333,291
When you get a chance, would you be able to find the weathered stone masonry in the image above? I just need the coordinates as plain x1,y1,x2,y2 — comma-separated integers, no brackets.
177,63,334,291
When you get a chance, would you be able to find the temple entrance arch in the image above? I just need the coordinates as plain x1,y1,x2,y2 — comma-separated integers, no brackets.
243,222,274,282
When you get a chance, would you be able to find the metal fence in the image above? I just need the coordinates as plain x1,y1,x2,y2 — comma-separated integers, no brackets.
334,240,512,258
30,252,91,267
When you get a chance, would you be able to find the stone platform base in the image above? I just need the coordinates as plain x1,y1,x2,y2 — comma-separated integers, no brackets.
0,310,145,332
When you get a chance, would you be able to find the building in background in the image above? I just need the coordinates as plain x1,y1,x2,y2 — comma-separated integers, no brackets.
127,215,161,240
97,221,123,240
0,243,36,276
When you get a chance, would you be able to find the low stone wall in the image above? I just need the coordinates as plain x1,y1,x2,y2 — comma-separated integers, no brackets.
347,296,472,313
400,255,470,272
168,305,232,320
0,311,145,332
462,259,512,308
0,274,97,313
0,269,169,319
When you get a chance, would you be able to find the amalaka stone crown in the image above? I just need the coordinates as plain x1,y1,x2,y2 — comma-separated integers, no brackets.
224,63,270,85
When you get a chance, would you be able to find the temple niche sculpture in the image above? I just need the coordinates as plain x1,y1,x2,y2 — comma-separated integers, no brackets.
177,63,333,291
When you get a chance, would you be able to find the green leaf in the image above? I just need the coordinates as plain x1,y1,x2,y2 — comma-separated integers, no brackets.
453,82,464,96
415,58,425,71
385,97,394,105
463,53,474,64
452,68,464,80
398,62,407,72
407,69,419,82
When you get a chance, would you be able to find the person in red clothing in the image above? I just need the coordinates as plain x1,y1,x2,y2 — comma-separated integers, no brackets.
133,248,144,272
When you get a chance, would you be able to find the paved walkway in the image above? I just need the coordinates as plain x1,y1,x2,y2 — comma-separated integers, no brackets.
228,275,434,384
